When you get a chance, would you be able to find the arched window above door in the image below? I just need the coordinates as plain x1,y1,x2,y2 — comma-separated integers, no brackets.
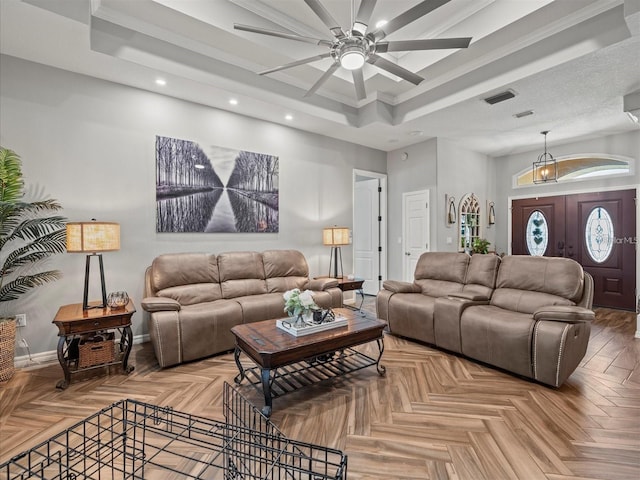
514,154,632,187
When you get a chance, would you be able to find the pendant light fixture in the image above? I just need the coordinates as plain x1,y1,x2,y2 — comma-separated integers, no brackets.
533,130,558,184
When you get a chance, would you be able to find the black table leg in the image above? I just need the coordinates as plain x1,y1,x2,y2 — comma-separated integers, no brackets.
233,347,245,385
375,338,386,376
121,326,135,374
261,367,272,417
56,336,70,389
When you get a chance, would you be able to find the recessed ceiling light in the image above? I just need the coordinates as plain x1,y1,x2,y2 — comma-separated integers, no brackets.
285,114,293,121
409,130,424,136
229,98,238,105
155,78,166,86
375,20,387,29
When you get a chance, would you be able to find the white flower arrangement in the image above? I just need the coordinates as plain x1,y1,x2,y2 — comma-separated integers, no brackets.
283,288,318,317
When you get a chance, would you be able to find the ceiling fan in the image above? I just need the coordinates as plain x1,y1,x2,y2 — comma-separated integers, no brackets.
234,0,472,100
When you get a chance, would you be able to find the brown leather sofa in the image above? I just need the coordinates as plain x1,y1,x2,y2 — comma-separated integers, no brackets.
142,250,342,367
377,252,594,387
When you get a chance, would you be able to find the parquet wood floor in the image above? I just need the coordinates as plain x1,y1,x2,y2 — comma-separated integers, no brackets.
1,300,638,479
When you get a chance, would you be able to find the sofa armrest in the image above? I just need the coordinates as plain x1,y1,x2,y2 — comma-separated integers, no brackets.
533,305,595,323
448,292,490,302
141,296,181,312
308,277,339,290
382,280,421,293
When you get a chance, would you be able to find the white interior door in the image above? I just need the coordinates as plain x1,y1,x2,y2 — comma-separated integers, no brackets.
403,190,430,282
354,178,379,295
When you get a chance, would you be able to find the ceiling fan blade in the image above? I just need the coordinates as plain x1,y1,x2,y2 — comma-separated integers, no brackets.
234,24,332,46
304,63,339,97
368,54,424,85
352,69,366,101
304,0,345,38
259,53,332,75
354,0,377,33
370,0,450,41
376,37,472,53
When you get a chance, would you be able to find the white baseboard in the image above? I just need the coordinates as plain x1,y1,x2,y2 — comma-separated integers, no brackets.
14,334,150,369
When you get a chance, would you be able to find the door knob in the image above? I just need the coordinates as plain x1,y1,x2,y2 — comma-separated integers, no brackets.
405,252,410,256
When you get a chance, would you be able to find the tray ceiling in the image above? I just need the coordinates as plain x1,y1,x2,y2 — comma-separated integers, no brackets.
1,0,639,154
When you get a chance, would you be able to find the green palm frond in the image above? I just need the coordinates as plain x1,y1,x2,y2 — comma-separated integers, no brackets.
1,234,66,278
0,271,63,302
0,147,24,203
0,147,67,305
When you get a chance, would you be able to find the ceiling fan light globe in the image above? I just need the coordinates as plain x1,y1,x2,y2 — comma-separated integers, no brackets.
340,50,365,70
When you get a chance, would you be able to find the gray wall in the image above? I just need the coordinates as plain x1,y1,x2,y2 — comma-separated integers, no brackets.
0,54,386,355
436,139,494,253
386,139,437,280
385,138,494,279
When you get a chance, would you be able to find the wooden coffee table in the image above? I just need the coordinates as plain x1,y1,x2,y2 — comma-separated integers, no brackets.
231,308,386,416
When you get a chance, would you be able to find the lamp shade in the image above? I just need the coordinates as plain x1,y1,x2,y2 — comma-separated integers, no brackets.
66,221,120,253
323,227,350,246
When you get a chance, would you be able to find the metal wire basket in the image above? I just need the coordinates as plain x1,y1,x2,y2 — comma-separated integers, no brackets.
1,382,347,479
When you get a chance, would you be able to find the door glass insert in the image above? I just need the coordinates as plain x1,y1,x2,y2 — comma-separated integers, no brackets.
526,210,548,256
585,206,614,263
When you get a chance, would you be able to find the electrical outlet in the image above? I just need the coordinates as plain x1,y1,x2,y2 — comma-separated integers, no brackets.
15,313,26,327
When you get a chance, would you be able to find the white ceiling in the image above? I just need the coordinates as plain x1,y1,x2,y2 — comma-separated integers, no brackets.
1,0,639,155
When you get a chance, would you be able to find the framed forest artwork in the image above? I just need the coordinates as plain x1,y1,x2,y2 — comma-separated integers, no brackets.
155,136,279,233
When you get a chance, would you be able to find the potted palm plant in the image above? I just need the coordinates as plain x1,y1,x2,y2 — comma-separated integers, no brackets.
0,146,67,381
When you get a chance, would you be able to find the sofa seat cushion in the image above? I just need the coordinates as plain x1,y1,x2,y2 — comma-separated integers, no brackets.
178,300,243,363
387,293,437,344
235,293,287,323
460,305,535,378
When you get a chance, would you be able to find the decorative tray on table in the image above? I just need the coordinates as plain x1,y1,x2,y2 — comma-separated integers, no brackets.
276,314,348,337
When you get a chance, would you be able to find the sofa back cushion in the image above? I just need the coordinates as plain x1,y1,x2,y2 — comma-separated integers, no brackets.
262,249,309,292
414,252,469,297
463,254,501,298
151,253,222,305
491,256,584,313
218,251,268,298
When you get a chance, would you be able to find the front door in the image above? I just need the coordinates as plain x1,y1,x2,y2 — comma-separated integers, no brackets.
512,189,636,310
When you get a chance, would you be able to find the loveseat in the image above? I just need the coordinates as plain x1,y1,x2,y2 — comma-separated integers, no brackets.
142,250,342,367
377,253,594,387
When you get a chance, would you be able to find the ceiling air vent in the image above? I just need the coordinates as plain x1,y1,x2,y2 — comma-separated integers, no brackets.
514,110,534,118
484,89,516,105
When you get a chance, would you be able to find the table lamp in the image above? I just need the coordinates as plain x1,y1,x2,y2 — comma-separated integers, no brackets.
66,220,120,310
322,226,350,278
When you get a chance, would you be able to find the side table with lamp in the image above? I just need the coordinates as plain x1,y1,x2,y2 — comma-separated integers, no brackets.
53,220,135,389
320,226,365,310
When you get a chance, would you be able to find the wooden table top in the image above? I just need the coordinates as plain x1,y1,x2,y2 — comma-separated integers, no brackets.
231,308,386,369
53,301,136,323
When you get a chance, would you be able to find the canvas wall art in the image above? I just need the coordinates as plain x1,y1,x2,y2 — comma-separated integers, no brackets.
156,136,279,233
